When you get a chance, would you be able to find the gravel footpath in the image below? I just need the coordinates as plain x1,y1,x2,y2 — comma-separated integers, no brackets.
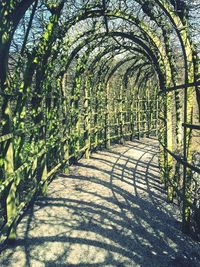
0,138,200,267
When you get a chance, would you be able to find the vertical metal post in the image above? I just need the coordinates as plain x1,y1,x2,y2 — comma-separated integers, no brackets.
84,77,91,159
3,97,16,240
182,84,189,233
130,90,134,141
105,82,110,148
137,98,140,139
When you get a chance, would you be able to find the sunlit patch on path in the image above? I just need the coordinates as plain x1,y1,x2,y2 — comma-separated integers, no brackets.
1,138,200,267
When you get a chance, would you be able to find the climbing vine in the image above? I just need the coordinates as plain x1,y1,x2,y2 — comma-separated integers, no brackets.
0,0,200,247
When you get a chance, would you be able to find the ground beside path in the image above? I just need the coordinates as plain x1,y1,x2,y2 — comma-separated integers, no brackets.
1,138,200,267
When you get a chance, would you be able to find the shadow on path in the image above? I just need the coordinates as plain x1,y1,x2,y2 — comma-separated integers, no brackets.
0,138,200,267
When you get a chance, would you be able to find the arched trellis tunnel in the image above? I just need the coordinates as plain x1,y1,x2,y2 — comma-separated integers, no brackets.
0,0,200,251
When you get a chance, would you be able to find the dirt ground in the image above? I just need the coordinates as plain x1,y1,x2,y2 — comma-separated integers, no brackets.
0,138,200,267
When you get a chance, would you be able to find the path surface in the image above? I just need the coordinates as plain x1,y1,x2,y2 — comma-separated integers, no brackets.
1,138,200,267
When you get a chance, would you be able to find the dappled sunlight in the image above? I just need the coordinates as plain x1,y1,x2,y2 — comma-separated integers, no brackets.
1,139,200,266
1,0,200,256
